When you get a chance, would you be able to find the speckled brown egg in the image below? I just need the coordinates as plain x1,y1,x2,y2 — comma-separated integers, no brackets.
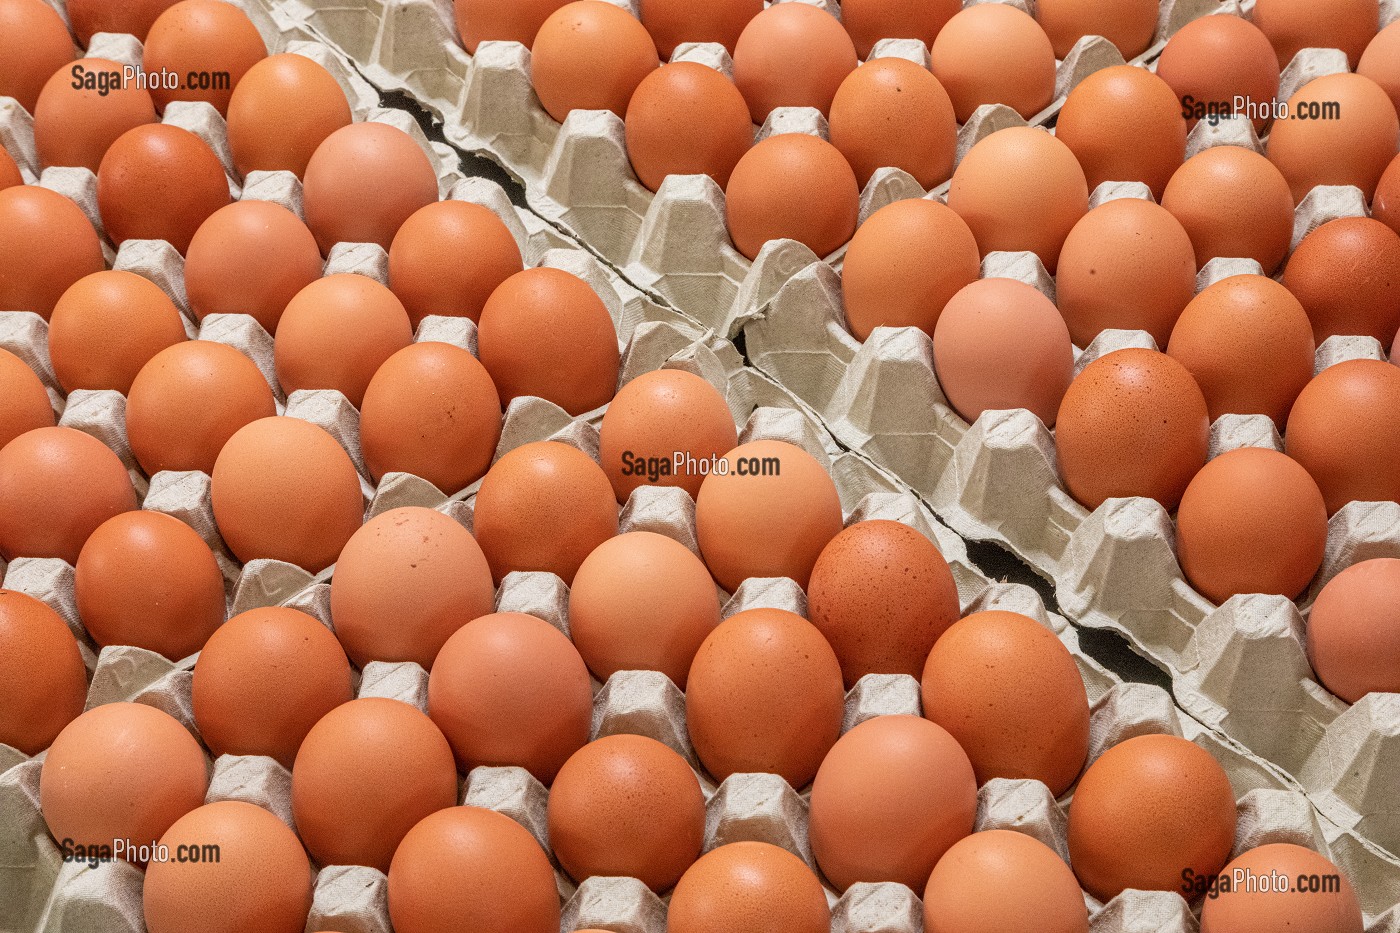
1282,217,1400,345
638,0,760,58
925,830,1089,933
0,590,86,756
142,0,267,115
531,1,659,122
427,612,592,783
1379,154,1400,237
1200,844,1363,933
1307,558,1400,703
387,200,523,327
68,0,179,44
227,53,352,178
143,801,312,933
732,3,856,122
302,122,439,253
453,0,568,51
1359,20,1400,116
1056,66,1188,200
48,271,187,395
1285,359,1400,513
624,62,753,193
1253,0,1378,69
829,58,958,190
33,58,156,172
1268,73,1398,203
0,0,74,115
359,342,502,493
0,185,105,319
0,348,56,451
726,133,858,261
191,606,353,768
930,5,1055,123
209,416,364,572
841,0,960,59
0,426,137,564
1155,15,1280,134
685,607,843,787
548,734,705,892
1035,0,1157,59
1160,146,1296,274
668,842,830,933
97,124,232,254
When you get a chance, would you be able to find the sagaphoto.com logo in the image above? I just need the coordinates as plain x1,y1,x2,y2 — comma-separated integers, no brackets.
1182,865,1345,899
70,62,231,97
1180,94,1342,126
60,837,220,869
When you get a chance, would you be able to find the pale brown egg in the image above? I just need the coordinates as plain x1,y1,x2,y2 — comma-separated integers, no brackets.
1055,349,1210,512
331,506,496,670
1286,360,1400,513
388,807,560,933
68,0,179,44
531,1,659,122
33,58,156,172
1252,0,1378,69
685,607,843,787
387,200,523,327
731,3,857,122
48,270,187,395
1035,0,1158,60
597,369,738,503
0,348,56,451
842,198,980,341
624,62,753,193
453,0,568,51
932,277,1074,426
924,831,1090,933
227,54,352,178
359,342,502,493
274,273,414,407
1378,154,1400,236
694,439,843,592
547,734,705,892
1359,21,1400,116
725,133,859,261
1155,15,1280,134
1166,275,1314,428
41,702,208,859
0,146,19,190
1307,558,1400,703
144,801,313,933
427,612,592,783
668,842,830,933
143,0,267,115
829,58,958,190
1055,65,1187,200
0,426,136,564
1056,198,1197,347
97,124,232,254
1200,844,1363,933
947,127,1088,274
471,441,618,585
0,590,86,756
922,611,1090,796
291,697,457,871
0,185,105,319
640,0,760,58
1268,73,1398,203
302,122,439,253
210,416,364,572
184,200,324,334
1160,145,1295,274
191,606,353,768
0,0,73,115
476,267,620,415
841,0,961,60
809,715,976,892
930,5,1055,123
1283,217,1400,344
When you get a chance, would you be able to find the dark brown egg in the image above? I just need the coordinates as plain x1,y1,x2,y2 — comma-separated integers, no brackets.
841,0,961,60
0,589,87,756
33,58,156,172
1282,217,1400,345
387,200,523,327
725,133,859,261
48,270,187,395
668,842,830,933
1285,360,1400,514
0,347,56,451
1055,65,1188,200
142,0,268,115
97,123,232,254
0,0,74,114
0,185,105,320
829,58,958,190
530,1,659,122
732,3,857,122
227,53,352,178
624,61,753,193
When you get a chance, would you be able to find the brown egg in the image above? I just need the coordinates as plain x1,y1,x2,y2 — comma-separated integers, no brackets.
143,801,312,933
924,830,1090,933
624,62,753,193
0,348,56,451
841,0,960,60
930,5,1056,123
210,416,364,572
1359,21,1400,116
185,200,324,334
227,53,352,177
0,427,136,564
291,697,457,871
1307,558,1400,703
274,273,414,407
668,842,830,933
1286,360,1400,513
1166,275,1314,428
331,507,496,670
807,520,961,687
303,122,439,253
388,806,560,933
143,0,267,115
1161,145,1295,274
547,734,705,892
41,703,208,858
933,277,1074,425
48,271,186,395
1056,66,1188,200
1283,217,1400,344
68,0,179,44
694,439,844,592
1252,0,1378,69
597,369,738,503
1155,15,1280,134
842,198,980,341
191,606,353,768
725,133,859,261
1068,734,1236,901
0,146,20,190
1055,349,1210,512
1268,73,1398,203
452,0,568,51
1378,154,1400,236
359,342,502,493
0,590,86,756
476,267,620,415
531,1,659,123
1035,0,1157,59
0,185,105,319
471,441,618,585
33,58,157,172
731,3,857,122
387,200,523,327
427,612,592,783
1056,198,1197,347
829,58,958,190
922,611,1090,796
0,0,73,114
639,0,760,58
685,607,843,787
809,715,976,892
1200,844,1363,933
97,124,232,254
947,127,1088,274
